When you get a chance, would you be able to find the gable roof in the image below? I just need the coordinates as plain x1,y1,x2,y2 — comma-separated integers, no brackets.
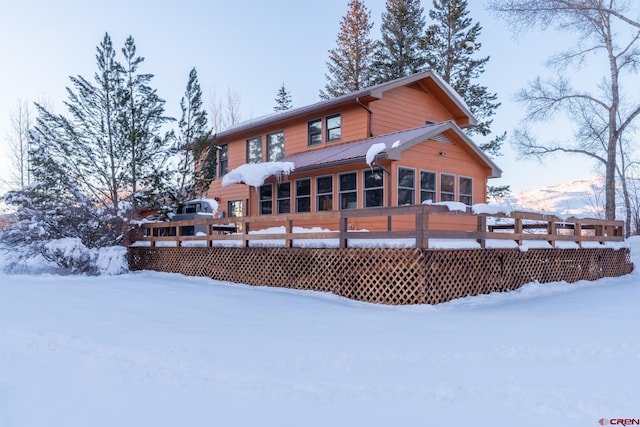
280,122,502,178
216,71,477,139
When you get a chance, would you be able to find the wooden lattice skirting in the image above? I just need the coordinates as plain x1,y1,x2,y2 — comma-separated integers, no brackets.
128,247,634,305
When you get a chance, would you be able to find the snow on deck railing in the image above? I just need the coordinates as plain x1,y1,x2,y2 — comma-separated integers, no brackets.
126,204,626,250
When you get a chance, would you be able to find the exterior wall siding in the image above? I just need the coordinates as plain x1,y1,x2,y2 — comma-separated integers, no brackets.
205,77,495,224
370,86,454,135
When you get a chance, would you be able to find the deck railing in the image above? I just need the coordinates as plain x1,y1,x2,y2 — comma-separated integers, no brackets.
127,205,625,249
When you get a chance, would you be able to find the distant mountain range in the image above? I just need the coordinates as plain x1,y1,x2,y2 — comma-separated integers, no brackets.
499,176,608,219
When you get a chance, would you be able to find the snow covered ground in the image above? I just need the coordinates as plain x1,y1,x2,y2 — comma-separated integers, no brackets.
1,242,639,426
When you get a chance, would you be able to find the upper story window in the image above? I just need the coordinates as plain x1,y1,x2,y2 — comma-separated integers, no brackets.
397,167,415,205
459,176,473,206
308,119,322,146
364,168,384,208
420,170,436,203
218,144,228,177
441,173,455,202
316,175,333,211
326,114,341,142
339,172,357,209
247,136,262,164
277,181,291,214
295,178,311,212
267,131,284,162
259,184,273,215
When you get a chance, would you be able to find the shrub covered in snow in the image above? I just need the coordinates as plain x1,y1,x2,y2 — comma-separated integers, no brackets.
0,188,129,275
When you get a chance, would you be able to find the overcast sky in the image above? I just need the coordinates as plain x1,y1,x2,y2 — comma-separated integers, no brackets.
0,0,599,196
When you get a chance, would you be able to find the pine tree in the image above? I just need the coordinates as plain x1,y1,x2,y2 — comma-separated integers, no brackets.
176,67,213,199
120,36,174,213
423,0,508,198
29,33,173,221
374,0,426,82
274,83,292,111
321,0,377,99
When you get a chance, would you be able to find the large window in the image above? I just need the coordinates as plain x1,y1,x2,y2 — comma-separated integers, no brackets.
247,136,262,164
295,178,311,212
308,119,322,146
459,176,473,206
218,144,228,177
339,172,358,209
441,173,455,202
259,184,273,215
316,175,333,211
267,131,284,161
420,170,436,203
326,114,341,142
277,181,291,214
397,167,415,205
364,168,384,207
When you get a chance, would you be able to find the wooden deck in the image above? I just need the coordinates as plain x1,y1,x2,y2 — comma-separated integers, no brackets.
127,205,625,249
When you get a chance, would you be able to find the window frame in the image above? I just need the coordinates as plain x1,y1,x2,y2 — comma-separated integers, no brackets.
227,200,243,218
397,167,416,206
277,181,291,214
218,144,228,177
459,176,473,206
326,114,341,142
363,167,384,208
246,136,262,164
440,173,456,202
267,131,285,162
308,118,322,146
259,183,273,215
338,171,358,210
295,178,312,213
316,174,334,211
419,170,436,204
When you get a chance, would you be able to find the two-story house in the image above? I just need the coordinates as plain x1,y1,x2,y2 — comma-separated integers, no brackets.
206,71,501,230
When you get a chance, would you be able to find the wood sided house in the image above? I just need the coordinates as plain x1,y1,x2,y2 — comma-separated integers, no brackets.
128,71,632,305
207,71,501,230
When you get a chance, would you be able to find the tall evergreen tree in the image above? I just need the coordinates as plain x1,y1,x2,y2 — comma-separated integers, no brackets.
120,36,174,212
320,0,377,99
29,33,172,221
423,0,508,197
273,83,293,111
176,67,213,199
374,0,426,82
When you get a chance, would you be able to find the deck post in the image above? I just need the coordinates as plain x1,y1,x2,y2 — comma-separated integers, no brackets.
547,219,557,248
574,220,583,248
242,217,249,248
514,217,523,246
415,208,425,249
476,214,487,249
285,217,293,248
339,213,348,249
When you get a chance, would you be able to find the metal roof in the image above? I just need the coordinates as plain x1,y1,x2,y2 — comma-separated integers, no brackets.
281,122,502,178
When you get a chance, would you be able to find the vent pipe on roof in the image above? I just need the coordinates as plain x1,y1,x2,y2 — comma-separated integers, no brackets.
356,97,373,137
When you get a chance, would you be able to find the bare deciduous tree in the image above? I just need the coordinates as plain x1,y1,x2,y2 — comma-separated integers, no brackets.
5,100,33,190
488,0,640,220
209,87,242,133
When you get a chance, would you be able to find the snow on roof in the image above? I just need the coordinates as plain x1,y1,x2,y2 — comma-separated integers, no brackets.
221,162,295,188
366,143,386,167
